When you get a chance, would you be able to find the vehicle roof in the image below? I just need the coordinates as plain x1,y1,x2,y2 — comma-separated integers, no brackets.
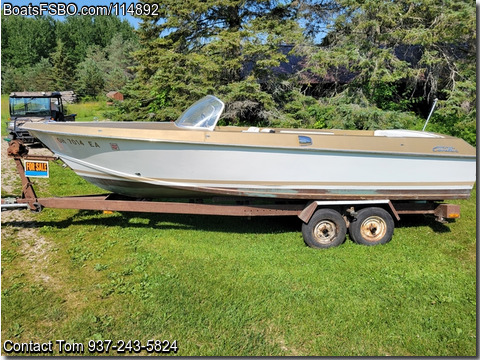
9,91,62,98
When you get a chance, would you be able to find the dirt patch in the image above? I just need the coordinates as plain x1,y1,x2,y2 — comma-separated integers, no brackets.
1,139,19,195
1,140,55,285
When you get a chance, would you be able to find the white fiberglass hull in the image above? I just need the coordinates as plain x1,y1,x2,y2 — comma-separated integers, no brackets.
23,126,476,200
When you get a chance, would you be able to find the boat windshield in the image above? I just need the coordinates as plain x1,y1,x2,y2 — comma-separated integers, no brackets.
174,95,225,131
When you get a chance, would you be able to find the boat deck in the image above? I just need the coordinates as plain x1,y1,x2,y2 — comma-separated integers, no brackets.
54,121,451,137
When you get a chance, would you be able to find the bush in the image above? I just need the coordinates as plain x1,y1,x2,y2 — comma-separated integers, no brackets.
427,112,476,146
319,103,419,130
271,90,420,131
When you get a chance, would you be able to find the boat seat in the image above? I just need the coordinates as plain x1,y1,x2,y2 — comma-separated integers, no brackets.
374,129,444,138
242,127,275,133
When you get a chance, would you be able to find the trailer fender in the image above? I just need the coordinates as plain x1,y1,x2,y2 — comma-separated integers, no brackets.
298,200,400,224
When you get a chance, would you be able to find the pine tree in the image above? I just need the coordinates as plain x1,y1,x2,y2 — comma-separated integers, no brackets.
50,39,75,90
131,0,307,122
75,53,106,99
310,0,475,143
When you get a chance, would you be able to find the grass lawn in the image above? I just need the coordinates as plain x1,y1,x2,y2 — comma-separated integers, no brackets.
1,99,477,356
1,94,10,136
66,100,109,122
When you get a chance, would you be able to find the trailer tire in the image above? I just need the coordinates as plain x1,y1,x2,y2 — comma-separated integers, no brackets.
349,207,394,246
302,208,347,249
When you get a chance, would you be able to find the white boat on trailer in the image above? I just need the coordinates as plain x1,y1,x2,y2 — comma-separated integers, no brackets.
18,95,476,248
23,95,475,201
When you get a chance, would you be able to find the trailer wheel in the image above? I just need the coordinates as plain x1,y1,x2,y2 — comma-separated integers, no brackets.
349,207,394,246
302,209,347,249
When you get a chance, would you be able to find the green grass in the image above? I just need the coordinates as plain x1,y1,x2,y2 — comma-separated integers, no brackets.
1,154,476,356
66,101,109,122
2,94,9,136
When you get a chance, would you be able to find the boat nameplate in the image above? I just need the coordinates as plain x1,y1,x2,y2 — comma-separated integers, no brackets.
432,146,458,153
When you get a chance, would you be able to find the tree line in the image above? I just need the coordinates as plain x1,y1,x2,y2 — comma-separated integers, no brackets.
1,14,138,99
1,0,475,145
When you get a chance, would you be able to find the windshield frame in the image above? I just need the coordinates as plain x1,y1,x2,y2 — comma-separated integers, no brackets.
9,97,53,118
174,95,225,131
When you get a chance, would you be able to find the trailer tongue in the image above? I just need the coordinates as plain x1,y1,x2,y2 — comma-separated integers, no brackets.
2,140,463,249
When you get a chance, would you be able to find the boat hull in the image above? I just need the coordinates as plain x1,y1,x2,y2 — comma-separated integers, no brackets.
23,125,476,200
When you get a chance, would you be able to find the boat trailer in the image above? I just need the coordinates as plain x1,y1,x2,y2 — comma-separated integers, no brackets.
2,140,462,249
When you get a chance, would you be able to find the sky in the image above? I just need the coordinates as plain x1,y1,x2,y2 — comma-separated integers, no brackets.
1,0,141,27
1,1,328,42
